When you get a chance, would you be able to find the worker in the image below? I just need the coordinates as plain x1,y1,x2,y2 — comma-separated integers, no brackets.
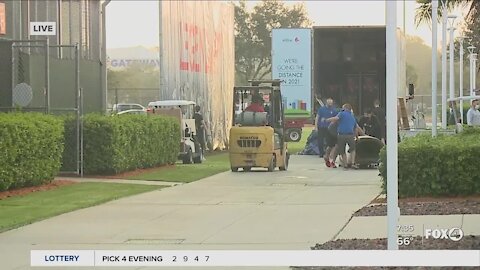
372,99,386,143
315,97,338,162
467,99,480,126
358,108,381,139
194,105,207,160
244,94,265,113
327,103,358,169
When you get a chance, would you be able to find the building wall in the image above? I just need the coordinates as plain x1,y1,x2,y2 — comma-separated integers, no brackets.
0,0,103,113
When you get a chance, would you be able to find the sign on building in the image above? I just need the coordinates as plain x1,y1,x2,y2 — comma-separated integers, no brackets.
30,22,56,36
272,28,312,112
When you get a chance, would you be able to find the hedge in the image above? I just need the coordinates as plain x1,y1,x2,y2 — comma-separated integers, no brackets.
81,114,180,175
379,127,480,197
0,113,64,191
61,115,77,172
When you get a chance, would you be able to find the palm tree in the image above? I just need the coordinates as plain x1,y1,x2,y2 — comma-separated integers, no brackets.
415,0,479,73
414,0,477,27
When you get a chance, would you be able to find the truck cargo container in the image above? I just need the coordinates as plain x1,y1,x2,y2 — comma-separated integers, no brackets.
272,26,406,118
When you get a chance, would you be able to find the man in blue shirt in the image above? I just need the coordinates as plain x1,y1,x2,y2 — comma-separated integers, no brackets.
314,98,338,161
327,103,358,169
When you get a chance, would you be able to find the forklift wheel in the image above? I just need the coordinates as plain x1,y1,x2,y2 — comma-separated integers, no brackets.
267,156,275,172
231,167,239,172
243,167,252,172
279,153,289,171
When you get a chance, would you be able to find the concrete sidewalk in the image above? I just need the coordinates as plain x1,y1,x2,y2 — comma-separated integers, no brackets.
1,155,382,270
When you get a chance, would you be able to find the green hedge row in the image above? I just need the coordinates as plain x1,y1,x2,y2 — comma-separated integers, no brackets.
0,113,64,191
61,115,77,172
379,127,480,197
81,114,180,175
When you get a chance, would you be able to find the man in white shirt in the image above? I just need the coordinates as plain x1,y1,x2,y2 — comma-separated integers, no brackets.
466,99,480,126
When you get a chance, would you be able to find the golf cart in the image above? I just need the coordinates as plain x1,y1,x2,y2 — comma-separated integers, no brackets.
147,100,203,164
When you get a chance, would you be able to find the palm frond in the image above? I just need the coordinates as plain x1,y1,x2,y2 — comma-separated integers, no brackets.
414,0,472,27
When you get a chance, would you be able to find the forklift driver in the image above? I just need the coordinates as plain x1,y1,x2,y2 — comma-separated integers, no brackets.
244,94,265,113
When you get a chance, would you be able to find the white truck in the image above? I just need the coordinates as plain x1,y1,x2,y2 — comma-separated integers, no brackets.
272,26,407,116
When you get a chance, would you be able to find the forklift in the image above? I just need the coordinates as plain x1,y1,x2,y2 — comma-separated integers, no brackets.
229,80,289,172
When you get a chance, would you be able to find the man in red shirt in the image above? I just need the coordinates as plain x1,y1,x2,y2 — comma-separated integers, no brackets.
244,94,265,112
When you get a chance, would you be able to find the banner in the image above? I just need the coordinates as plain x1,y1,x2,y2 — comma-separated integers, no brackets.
272,28,312,112
159,1,235,150
0,2,5,35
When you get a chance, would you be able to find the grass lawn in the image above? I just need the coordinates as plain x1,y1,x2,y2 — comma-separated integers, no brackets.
128,152,230,183
0,182,162,233
287,126,313,154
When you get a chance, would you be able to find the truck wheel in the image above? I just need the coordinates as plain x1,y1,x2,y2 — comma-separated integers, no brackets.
267,156,275,172
287,129,302,142
182,149,193,164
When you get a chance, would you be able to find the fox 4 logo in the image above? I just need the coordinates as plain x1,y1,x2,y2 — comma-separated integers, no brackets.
425,228,464,242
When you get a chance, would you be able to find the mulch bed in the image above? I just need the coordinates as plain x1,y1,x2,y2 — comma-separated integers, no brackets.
58,164,176,179
99,164,175,179
0,180,76,200
354,195,480,216
292,236,480,270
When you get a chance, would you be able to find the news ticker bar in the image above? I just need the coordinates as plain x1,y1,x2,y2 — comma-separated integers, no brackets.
31,250,480,267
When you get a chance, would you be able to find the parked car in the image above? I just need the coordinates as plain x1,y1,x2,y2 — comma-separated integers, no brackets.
115,109,147,116
112,103,146,114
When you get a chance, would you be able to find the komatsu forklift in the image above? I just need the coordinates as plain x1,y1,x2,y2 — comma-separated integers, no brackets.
229,80,289,172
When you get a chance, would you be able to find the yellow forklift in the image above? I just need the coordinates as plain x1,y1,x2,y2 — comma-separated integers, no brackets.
229,80,289,172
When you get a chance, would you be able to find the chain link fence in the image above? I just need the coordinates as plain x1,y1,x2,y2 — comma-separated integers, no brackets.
107,88,159,110
406,94,475,127
2,40,84,175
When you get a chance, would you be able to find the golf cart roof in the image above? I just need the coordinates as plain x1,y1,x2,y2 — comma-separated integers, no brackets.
233,86,274,91
248,79,283,86
148,100,196,107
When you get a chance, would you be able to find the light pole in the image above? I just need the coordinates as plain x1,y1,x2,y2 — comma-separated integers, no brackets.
458,36,465,123
448,16,457,103
441,3,448,129
474,53,478,92
432,0,438,136
386,0,399,251
468,46,476,96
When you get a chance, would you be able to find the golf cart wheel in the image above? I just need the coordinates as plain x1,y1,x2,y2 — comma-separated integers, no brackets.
279,152,289,171
193,155,202,164
243,167,251,172
182,149,193,164
358,164,369,169
267,156,275,172
287,128,302,142
231,167,239,172
193,147,202,164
